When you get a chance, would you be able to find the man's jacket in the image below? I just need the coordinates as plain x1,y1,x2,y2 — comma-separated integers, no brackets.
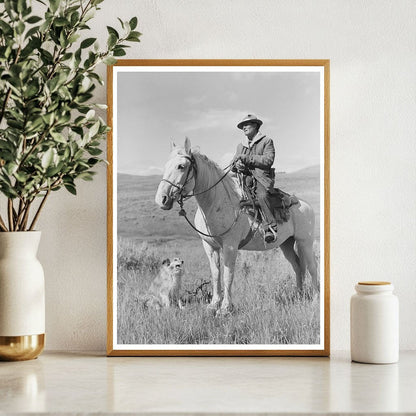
232,132,275,190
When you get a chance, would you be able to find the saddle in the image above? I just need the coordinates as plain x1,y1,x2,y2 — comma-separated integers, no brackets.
239,187,299,224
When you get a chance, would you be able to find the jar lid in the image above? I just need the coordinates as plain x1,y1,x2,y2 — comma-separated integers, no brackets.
355,281,394,294
358,281,391,285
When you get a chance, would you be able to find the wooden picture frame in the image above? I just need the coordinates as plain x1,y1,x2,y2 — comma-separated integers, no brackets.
107,60,330,356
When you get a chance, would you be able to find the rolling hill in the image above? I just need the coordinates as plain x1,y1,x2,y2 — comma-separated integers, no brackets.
117,165,320,242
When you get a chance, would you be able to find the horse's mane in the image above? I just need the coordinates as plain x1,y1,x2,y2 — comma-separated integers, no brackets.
174,147,241,199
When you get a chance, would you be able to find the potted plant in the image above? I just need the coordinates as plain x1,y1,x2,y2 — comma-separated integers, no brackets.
0,0,140,360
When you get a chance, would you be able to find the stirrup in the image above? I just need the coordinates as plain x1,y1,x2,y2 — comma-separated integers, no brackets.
264,225,278,243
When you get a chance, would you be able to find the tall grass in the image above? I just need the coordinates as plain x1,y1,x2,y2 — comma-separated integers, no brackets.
117,237,320,345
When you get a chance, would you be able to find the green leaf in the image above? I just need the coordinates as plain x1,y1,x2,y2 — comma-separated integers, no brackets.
117,17,125,29
88,120,100,138
126,31,141,42
59,29,67,47
68,33,80,44
54,17,69,27
41,148,55,169
0,141,14,152
49,76,60,92
113,47,126,57
64,183,77,195
80,37,96,49
86,109,95,120
45,164,62,177
24,83,39,99
17,0,27,14
49,0,60,13
83,9,95,23
50,131,67,143
0,184,18,198
63,147,70,160
16,21,25,35
103,56,117,65
78,171,95,181
87,147,102,156
7,119,24,129
106,26,119,39
5,162,18,176
61,52,73,61
70,11,80,26
87,158,100,166
129,17,138,30
25,25,40,39
107,33,117,49
4,1,17,20
26,15,42,24
0,20,13,35
42,112,55,125
25,117,44,134
14,171,28,183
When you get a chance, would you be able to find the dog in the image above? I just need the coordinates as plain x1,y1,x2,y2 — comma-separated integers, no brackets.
142,258,184,310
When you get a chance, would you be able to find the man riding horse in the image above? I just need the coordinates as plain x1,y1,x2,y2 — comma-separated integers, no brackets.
232,114,278,244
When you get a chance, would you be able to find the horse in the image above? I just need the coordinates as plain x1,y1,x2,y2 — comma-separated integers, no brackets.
155,138,318,316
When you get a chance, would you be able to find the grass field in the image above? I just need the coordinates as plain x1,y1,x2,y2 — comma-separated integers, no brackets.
116,166,321,345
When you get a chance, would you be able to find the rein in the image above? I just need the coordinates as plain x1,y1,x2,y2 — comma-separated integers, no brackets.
162,154,239,240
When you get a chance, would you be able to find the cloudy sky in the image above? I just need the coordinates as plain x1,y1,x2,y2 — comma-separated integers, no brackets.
115,67,322,175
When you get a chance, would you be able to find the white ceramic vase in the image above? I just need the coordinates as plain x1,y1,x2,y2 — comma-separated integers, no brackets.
0,231,45,361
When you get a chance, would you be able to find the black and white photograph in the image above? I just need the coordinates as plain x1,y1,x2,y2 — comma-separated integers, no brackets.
107,60,330,356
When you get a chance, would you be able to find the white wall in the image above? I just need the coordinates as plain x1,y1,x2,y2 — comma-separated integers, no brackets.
38,0,416,351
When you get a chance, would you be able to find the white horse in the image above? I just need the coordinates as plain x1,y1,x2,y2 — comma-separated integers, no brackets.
155,138,318,315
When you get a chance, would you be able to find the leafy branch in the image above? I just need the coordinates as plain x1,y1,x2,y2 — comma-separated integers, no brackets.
0,0,141,231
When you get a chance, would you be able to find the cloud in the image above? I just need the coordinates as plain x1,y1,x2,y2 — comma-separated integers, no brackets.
174,108,245,133
137,166,164,176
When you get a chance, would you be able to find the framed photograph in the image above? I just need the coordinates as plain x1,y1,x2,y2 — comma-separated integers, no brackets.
107,60,330,356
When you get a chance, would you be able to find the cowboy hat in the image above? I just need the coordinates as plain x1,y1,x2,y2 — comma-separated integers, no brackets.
237,114,263,130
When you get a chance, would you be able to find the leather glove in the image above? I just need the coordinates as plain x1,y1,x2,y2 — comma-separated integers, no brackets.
235,159,246,172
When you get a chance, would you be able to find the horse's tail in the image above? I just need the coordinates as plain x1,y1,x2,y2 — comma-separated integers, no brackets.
291,198,319,290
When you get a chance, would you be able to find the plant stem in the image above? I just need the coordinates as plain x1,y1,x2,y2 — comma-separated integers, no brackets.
29,189,50,231
18,121,57,169
14,199,23,230
0,88,12,125
7,199,14,231
0,214,8,232
14,199,27,231
20,200,33,231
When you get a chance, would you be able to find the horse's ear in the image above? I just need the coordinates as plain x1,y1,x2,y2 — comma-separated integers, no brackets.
184,137,191,155
170,140,176,151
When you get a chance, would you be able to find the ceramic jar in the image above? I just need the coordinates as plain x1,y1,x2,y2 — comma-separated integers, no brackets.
0,231,45,361
350,281,399,364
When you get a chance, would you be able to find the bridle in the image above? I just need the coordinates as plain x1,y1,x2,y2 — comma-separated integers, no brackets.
159,153,240,239
160,154,196,201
